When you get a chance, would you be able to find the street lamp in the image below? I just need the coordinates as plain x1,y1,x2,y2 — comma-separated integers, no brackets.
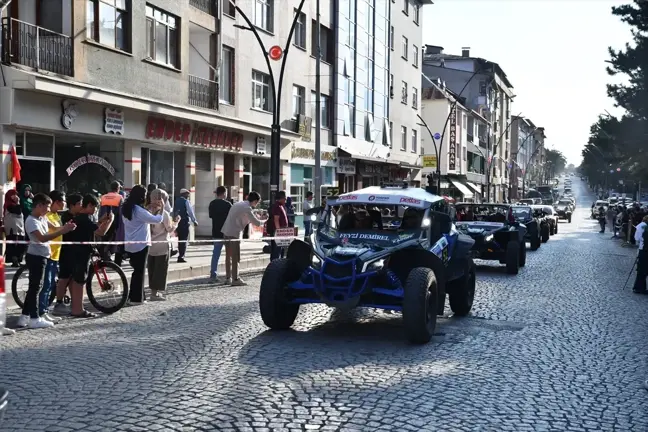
231,0,307,203
419,63,494,193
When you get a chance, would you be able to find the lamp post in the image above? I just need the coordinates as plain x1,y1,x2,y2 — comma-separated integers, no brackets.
231,0,306,203
417,113,439,193
420,64,494,193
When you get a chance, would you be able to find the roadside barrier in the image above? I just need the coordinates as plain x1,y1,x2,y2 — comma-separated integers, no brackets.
0,235,301,246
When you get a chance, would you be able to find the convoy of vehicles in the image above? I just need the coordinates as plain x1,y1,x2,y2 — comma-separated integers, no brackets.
592,200,609,218
554,199,574,223
511,205,542,250
530,205,553,242
542,206,559,234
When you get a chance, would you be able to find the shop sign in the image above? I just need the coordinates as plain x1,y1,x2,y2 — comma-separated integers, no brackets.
358,162,389,177
104,108,125,134
298,115,312,142
66,154,116,176
61,100,79,130
337,157,356,175
290,144,336,162
448,105,457,171
422,156,437,169
145,116,243,151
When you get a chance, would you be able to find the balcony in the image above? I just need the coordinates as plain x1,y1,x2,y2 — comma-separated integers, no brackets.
1,18,73,76
189,0,217,15
188,75,219,110
466,171,486,185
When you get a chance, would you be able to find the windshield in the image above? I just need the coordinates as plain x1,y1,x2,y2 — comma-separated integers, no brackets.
519,199,533,204
596,201,608,206
537,186,552,193
511,207,531,219
558,200,571,205
456,204,510,222
316,204,424,248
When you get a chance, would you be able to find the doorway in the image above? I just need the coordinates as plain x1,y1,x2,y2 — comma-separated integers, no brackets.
17,159,52,194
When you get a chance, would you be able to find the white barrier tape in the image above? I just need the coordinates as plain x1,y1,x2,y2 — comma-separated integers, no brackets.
0,235,302,245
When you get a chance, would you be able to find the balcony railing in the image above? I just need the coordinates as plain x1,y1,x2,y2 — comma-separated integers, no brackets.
1,18,73,76
189,0,217,15
188,75,219,110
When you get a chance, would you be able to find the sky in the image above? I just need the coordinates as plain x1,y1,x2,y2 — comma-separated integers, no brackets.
422,0,632,166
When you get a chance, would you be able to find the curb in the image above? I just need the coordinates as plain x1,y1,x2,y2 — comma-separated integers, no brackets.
5,255,271,310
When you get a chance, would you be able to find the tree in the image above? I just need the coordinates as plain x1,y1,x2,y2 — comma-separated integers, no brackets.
546,149,567,174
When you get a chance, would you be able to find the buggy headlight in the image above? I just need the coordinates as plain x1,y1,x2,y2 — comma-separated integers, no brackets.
368,258,386,271
485,234,494,242
310,214,317,222
421,218,431,227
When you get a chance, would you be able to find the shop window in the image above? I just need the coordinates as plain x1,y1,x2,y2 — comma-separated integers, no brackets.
290,186,304,213
87,0,129,52
146,4,179,68
195,151,211,171
25,133,54,158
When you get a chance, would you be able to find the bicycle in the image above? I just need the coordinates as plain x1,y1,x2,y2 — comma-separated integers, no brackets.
11,247,129,314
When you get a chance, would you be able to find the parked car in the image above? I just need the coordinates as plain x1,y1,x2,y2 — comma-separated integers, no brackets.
511,205,542,251
530,205,552,242
454,203,527,274
259,185,477,344
542,206,559,234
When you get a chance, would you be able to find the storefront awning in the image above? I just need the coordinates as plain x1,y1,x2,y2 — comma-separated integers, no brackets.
450,179,474,198
399,162,423,170
338,149,399,165
465,181,482,194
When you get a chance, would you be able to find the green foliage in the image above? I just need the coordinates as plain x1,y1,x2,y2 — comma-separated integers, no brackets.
581,1,648,185
546,149,567,174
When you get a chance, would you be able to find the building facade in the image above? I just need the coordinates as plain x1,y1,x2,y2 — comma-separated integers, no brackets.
422,46,515,203
510,116,540,200
0,0,339,236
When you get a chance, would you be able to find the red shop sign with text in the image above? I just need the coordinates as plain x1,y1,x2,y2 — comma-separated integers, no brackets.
145,116,244,151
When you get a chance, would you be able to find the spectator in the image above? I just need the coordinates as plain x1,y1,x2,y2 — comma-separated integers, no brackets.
38,190,66,322
145,183,158,207
221,191,265,286
208,186,232,283
3,189,25,267
285,196,296,228
303,191,314,237
52,193,83,315
633,215,648,294
173,188,197,263
20,184,33,221
98,181,123,261
147,188,178,301
157,182,177,257
122,185,163,304
16,193,75,329
606,206,617,235
267,191,288,261
60,194,114,318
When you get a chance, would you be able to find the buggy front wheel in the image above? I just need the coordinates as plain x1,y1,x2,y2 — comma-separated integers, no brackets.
11,266,59,309
86,261,129,314
403,267,438,344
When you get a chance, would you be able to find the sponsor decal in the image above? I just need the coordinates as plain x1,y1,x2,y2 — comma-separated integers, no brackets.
400,197,421,204
368,195,376,201
338,195,358,201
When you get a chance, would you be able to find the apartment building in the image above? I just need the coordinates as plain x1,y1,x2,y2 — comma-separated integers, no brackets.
0,0,338,234
419,77,484,202
510,115,541,200
422,46,515,203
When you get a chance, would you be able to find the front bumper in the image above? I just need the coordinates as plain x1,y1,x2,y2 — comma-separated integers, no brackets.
287,257,404,310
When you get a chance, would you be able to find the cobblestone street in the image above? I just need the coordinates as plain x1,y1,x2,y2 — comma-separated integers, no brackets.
1,181,647,431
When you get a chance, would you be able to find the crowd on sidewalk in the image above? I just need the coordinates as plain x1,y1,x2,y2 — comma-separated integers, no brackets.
1,181,316,336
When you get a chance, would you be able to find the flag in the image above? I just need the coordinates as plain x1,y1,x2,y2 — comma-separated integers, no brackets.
10,145,21,183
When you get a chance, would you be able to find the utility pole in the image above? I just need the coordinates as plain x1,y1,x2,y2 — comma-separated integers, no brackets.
314,0,322,207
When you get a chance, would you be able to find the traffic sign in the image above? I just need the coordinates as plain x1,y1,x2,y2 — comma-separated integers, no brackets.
433,133,441,140
268,45,283,61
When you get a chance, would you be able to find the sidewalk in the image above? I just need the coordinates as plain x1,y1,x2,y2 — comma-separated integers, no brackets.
4,238,271,309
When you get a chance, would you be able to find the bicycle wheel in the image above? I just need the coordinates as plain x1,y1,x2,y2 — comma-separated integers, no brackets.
86,261,129,314
11,266,28,309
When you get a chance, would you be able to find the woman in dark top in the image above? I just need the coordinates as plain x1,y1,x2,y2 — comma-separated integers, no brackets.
4,189,26,266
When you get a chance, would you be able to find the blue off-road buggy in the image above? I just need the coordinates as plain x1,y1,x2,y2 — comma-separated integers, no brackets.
259,185,477,344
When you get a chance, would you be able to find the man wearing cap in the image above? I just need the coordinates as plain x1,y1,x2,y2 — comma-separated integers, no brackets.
174,188,198,263
208,186,232,283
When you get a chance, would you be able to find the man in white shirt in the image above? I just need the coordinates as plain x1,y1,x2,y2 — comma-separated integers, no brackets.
632,215,648,294
221,191,265,286
303,191,314,238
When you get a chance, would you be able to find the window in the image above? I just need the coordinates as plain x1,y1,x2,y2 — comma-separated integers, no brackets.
310,92,332,128
401,126,407,151
389,121,394,148
401,81,408,104
312,21,334,63
412,87,418,109
292,85,305,118
389,74,394,98
146,5,179,68
413,45,419,67
411,129,418,153
402,36,408,60
293,10,306,48
414,4,420,24
403,0,409,15
252,70,272,111
254,0,273,32
87,0,128,51
389,26,394,50
222,0,236,17
220,46,234,104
